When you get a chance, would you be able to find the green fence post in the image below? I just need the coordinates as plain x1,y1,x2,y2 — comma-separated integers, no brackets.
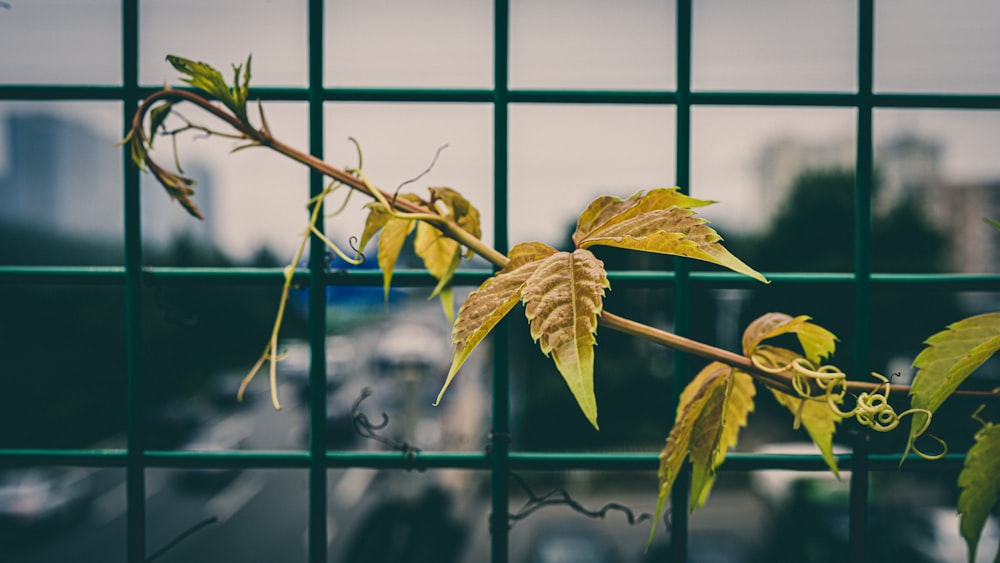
122,1,147,561
491,3,512,562
307,1,329,561
668,1,694,561
850,1,875,560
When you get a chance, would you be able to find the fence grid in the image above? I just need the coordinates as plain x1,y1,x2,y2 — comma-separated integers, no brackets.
1,1,999,562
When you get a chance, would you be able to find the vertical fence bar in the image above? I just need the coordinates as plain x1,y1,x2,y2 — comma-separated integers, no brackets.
490,1,511,562
122,1,146,561
307,1,328,561
850,1,875,561
669,1,693,561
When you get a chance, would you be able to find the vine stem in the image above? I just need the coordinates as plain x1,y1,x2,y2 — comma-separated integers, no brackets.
130,90,999,401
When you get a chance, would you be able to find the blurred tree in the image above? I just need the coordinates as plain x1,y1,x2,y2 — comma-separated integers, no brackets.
744,167,958,398
751,168,857,273
0,227,306,447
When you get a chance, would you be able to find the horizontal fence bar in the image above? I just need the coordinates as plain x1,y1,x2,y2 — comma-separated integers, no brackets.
3,266,999,290
507,452,967,472
690,91,1000,109
868,92,1000,109
0,85,126,100
0,266,125,284
324,88,494,103
508,90,679,105
0,448,967,472
4,86,999,110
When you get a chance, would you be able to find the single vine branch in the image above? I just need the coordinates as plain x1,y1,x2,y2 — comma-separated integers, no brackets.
127,89,1000,402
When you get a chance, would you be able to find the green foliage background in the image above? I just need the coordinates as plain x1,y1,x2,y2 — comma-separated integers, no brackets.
0,226,304,448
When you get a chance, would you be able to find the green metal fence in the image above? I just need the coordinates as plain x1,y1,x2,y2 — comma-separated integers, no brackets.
2,1,1000,562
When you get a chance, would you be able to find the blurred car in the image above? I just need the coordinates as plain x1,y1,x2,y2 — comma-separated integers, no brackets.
749,441,851,507
283,336,358,404
174,417,254,489
914,507,999,563
371,322,450,376
644,530,749,563
525,520,620,563
0,467,95,533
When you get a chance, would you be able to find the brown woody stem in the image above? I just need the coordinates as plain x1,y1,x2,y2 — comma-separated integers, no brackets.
130,90,999,402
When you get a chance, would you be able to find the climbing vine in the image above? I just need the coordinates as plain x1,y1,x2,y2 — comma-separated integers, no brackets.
124,55,1000,561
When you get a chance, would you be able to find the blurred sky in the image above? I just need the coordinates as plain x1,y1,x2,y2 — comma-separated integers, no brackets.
1,0,999,260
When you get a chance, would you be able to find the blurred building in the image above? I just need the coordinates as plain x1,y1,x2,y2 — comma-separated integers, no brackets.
921,180,1000,275
0,114,121,242
757,132,1000,279
877,133,944,215
758,132,944,218
0,113,214,252
758,134,856,216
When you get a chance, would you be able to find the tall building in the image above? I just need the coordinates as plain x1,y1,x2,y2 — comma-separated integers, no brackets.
757,135,855,219
922,179,1000,274
0,114,121,241
0,113,214,253
757,132,944,223
875,133,943,215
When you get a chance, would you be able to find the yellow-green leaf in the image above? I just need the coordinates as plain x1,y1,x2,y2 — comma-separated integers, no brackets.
507,241,559,269
430,187,482,257
742,309,841,444
521,249,609,429
411,188,482,318
359,194,424,251
958,423,1000,563
577,200,767,283
742,312,838,364
908,312,1000,458
689,366,756,510
438,285,455,325
358,195,425,301
167,55,230,100
756,345,844,476
573,187,714,246
147,101,176,148
434,242,557,406
167,54,252,120
414,220,461,297
648,364,729,549
740,314,843,476
230,55,252,119
358,203,392,253
772,394,843,478
376,216,415,302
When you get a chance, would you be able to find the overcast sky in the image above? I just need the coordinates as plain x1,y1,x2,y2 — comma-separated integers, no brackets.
1,0,999,260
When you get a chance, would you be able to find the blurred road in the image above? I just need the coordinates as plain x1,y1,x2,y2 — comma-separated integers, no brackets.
1,303,492,563
3,301,990,563
2,380,492,563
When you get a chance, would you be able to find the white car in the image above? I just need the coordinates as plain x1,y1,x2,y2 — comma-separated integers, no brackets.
0,467,95,532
